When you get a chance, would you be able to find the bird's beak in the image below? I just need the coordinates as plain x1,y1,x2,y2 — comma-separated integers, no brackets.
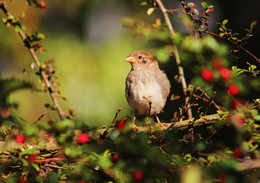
125,56,136,63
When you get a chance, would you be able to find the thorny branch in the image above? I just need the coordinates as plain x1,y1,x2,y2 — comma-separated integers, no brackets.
0,1,65,120
206,31,260,64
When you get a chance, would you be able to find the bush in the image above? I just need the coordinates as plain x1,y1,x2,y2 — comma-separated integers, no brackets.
0,0,259,182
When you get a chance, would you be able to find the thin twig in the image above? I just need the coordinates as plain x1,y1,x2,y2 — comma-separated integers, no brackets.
0,2,65,120
206,31,260,64
193,94,225,112
32,112,46,125
143,96,152,116
111,108,122,125
100,108,123,138
193,88,225,112
155,0,192,119
44,164,65,169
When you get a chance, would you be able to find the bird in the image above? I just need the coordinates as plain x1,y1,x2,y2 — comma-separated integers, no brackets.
124,50,170,127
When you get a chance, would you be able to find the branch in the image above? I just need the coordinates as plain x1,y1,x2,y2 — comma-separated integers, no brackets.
206,31,260,64
237,159,260,171
0,1,65,120
0,113,226,152
135,113,226,133
155,0,192,119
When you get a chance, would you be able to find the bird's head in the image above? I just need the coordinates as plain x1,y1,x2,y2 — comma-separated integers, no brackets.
125,50,159,70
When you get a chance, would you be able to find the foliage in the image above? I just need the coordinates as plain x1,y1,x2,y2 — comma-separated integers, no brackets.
0,0,259,182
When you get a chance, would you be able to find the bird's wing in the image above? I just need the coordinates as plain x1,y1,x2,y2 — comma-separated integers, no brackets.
156,71,171,100
125,71,133,102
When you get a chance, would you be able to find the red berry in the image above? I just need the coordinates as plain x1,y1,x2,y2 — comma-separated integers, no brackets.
111,154,119,164
115,118,127,130
3,108,11,116
217,173,227,183
40,1,48,9
201,69,214,82
77,180,86,183
15,135,26,144
219,67,232,81
28,154,37,162
77,133,90,145
232,147,243,158
231,114,245,127
252,20,257,25
213,59,223,70
228,84,240,95
18,177,26,183
133,171,143,181
47,120,53,125
208,8,214,13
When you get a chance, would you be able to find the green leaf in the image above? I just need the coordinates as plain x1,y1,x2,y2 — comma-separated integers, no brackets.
14,25,21,32
250,20,257,30
250,64,257,71
120,18,135,27
201,2,208,9
255,115,260,121
37,33,46,39
194,9,199,16
219,32,225,37
20,147,36,156
140,2,147,6
147,8,155,16
222,19,228,25
251,109,258,116
21,24,26,30
187,3,194,8
156,48,169,63
219,27,224,32
2,18,7,24
24,125,39,136
94,150,113,169
232,66,237,73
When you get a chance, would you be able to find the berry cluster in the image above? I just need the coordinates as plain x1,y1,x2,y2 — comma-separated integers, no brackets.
201,59,240,96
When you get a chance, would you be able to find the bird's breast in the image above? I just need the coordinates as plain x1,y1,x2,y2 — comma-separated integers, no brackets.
126,69,166,116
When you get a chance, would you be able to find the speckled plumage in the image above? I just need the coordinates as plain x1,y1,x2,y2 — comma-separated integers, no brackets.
125,50,170,118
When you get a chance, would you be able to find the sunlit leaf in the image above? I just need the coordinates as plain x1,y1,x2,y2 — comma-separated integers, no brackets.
250,20,257,30
222,19,228,25
147,8,155,16
201,2,208,9
187,3,194,8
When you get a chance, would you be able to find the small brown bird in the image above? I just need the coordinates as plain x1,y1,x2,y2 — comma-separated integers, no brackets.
125,50,170,126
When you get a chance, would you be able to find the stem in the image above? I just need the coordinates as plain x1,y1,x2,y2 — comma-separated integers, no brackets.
206,31,260,64
0,2,65,120
155,0,192,119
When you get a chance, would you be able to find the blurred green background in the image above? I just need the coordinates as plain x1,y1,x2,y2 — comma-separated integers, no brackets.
0,0,259,126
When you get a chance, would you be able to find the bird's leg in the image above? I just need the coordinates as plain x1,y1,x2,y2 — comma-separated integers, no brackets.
155,115,162,125
131,116,138,129
155,115,168,126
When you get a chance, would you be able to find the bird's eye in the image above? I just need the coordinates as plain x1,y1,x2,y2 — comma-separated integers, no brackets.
138,56,142,59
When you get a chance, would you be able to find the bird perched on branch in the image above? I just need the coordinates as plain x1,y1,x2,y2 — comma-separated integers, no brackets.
125,50,170,127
